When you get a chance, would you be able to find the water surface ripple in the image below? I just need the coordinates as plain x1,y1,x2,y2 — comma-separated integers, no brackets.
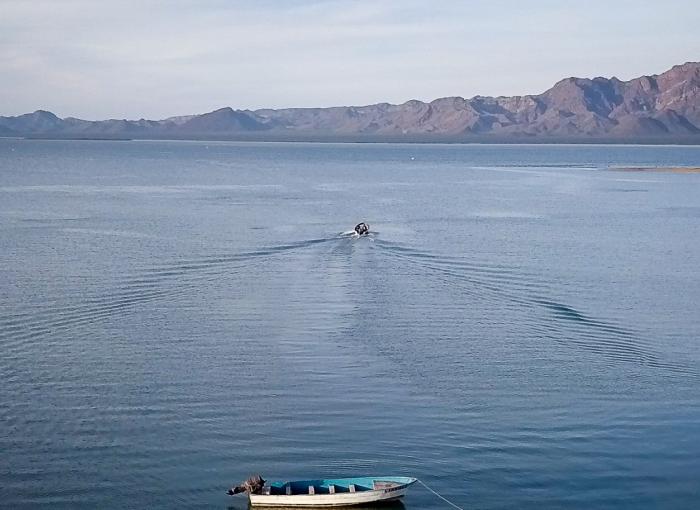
1,140,699,509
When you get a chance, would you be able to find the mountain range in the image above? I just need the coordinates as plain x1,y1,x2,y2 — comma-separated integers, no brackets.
2,62,699,142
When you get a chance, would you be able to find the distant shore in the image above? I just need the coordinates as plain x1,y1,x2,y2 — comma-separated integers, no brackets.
7,135,700,146
4,134,700,147
613,167,700,174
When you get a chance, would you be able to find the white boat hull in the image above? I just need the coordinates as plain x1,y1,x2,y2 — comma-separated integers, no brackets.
249,486,410,507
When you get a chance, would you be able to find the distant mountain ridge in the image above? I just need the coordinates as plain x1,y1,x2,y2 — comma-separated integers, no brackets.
2,62,699,142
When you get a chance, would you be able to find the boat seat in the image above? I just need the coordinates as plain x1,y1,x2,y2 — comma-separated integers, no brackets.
308,485,315,495
349,484,356,493
329,485,335,494
286,485,292,496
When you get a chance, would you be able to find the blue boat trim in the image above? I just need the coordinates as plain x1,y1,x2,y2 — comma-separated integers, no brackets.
266,477,416,496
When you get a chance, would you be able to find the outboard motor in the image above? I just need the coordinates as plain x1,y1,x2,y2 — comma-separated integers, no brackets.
228,474,265,495
354,222,370,236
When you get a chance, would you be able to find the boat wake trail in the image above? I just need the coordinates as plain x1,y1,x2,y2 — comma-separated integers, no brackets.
371,238,694,376
0,236,338,355
373,238,546,301
530,299,688,373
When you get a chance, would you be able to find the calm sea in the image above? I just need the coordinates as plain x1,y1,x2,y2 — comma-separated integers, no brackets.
1,140,699,509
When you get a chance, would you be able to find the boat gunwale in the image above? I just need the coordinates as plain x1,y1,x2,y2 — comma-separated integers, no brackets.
247,476,416,506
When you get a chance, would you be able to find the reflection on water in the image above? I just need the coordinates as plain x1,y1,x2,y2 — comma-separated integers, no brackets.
231,502,406,510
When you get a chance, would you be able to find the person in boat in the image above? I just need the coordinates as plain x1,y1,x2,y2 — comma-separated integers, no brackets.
227,474,265,495
354,222,370,236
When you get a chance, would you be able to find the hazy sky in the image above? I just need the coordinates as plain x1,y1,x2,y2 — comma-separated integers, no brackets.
2,0,699,119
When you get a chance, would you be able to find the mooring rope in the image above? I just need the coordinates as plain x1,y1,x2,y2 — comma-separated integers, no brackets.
417,479,465,510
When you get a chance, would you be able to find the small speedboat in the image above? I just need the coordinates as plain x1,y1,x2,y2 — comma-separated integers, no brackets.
354,222,370,236
234,476,417,507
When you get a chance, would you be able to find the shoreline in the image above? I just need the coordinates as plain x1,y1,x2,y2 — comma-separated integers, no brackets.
612,166,700,174
3,136,700,147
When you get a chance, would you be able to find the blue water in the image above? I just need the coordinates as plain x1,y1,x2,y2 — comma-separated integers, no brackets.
1,140,699,509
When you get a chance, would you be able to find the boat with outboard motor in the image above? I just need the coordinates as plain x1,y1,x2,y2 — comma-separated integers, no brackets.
228,476,417,507
354,222,370,236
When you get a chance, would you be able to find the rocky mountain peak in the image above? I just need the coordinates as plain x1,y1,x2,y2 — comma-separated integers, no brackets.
2,61,699,141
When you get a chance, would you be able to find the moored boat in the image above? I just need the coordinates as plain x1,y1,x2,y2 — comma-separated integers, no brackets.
239,476,417,507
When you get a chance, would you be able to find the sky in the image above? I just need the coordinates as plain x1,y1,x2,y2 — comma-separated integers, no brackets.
2,0,699,120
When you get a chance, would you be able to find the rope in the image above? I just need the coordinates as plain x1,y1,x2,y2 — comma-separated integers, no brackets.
417,479,465,510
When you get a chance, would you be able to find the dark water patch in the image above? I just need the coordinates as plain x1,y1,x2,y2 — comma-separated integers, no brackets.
18,217,90,223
